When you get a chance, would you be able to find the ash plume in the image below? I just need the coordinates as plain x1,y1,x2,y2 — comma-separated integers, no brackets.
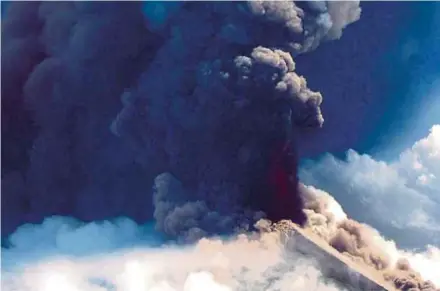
1,1,361,237
113,1,361,238
143,46,324,240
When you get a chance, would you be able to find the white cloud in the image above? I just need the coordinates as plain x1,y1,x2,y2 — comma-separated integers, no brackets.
300,124,440,249
1,217,346,291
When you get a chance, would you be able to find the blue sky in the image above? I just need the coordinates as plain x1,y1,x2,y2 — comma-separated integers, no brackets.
362,1,440,159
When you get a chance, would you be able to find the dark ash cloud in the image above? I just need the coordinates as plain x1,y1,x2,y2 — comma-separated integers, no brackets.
1,1,360,239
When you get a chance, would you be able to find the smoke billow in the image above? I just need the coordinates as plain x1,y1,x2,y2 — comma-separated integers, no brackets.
142,45,326,240
1,1,361,238
112,0,362,238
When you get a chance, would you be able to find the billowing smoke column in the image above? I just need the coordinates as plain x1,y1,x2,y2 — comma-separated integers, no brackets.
123,46,324,240
113,1,361,240
1,1,361,238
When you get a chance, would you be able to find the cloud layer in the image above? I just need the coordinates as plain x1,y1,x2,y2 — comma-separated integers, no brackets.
2,217,348,291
